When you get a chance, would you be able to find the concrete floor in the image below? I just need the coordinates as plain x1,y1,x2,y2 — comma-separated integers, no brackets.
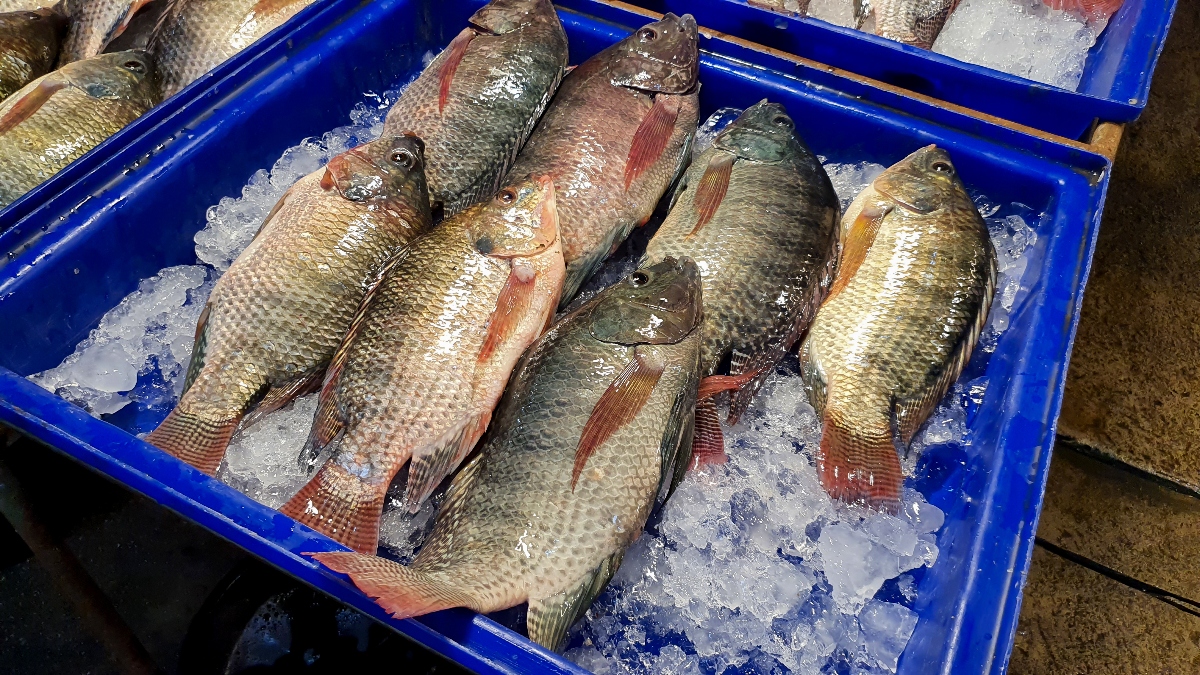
1009,0,1200,672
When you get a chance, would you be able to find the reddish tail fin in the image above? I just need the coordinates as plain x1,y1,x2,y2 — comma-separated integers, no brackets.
145,407,239,475
281,464,386,554
309,552,477,619
816,416,902,513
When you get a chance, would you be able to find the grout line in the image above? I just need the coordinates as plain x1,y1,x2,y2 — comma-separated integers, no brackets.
1035,537,1200,619
1056,436,1200,500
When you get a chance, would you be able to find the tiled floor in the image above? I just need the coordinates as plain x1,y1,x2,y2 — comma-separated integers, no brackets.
1010,1,1200,671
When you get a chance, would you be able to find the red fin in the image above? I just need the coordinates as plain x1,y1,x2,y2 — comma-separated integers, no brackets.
688,153,734,238
309,552,477,618
572,352,665,489
689,399,728,470
624,96,681,191
193,301,211,346
478,260,537,365
403,412,490,513
817,413,902,513
145,407,240,475
242,371,323,430
320,169,335,190
281,464,386,554
697,369,762,401
0,79,66,135
438,28,476,115
249,0,308,17
828,203,889,302
108,0,155,43
1045,0,1123,20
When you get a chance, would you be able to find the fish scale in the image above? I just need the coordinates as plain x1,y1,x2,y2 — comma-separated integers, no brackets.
0,8,65,101
382,0,567,217
506,12,700,306
799,144,996,511
0,50,158,206
146,135,432,475
57,0,136,65
643,100,839,423
311,257,704,652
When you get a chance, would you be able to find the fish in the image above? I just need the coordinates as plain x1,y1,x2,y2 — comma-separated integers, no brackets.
0,0,56,12
279,174,566,554
642,100,839,432
146,135,433,474
0,8,67,102
381,0,568,218
147,0,318,99
309,256,706,652
506,13,700,306
0,49,160,207
56,0,149,65
798,145,996,511
853,0,956,49
1045,0,1125,23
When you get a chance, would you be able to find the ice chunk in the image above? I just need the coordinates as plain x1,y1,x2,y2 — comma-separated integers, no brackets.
217,394,318,509
825,161,886,211
691,106,744,161
859,600,918,671
933,0,1098,91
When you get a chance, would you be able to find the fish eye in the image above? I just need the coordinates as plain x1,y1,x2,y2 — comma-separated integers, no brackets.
390,149,415,169
122,60,145,74
931,160,953,174
498,188,517,204
630,271,650,286
638,27,657,41
772,115,793,129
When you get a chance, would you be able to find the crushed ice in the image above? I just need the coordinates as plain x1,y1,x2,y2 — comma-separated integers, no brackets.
804,0,1101,91
31,97,1037,672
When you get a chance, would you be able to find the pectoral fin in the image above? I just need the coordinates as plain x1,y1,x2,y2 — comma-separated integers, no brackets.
572,351,665,489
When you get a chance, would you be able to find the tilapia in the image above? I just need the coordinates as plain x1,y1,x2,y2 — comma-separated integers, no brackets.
0,50,159,207
506,13,700,306
799,145,996,510
148,0,318,99
854,0,956,49
310,257,705,651
57,0,149,65
147,135,433,474
381,0,567,217
642,100,839,436
0,7,66,101
280,175,565,554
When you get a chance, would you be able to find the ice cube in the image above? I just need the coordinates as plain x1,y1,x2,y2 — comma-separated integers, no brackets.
858,600,918,672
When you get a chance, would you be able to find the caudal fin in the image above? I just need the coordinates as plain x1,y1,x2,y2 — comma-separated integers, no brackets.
145,407,240,475
816,416,902,513
281,464,387,554
309,552,477,619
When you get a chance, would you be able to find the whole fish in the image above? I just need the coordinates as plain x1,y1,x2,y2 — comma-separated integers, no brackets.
280,175,565,553
642,100,839,439
57,0,148,65
0,7,66,101
0,50,159,207
799,145,996,510
381,0,567,217
506,13,700,306
853,0,955,49
148,0,318,99
147,135,433,474
310,257,705,652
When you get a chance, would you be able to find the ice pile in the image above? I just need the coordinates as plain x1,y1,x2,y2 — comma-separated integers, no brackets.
933,0,1099,91
804,0,1099,91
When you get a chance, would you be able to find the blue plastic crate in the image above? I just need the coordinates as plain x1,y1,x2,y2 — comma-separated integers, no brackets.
0,0,1109,672
0,0,350,236
596,0,1177,139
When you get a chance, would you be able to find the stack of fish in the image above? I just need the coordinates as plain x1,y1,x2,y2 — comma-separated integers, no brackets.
0,0,323,207
144,0,997,652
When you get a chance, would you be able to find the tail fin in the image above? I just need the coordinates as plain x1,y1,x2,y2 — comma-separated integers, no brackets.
309,552,477,619
281,464,387,554
816,415,902,513
145,407,240,475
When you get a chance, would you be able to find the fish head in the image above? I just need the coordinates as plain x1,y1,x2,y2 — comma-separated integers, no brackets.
467,174,559,258
607,13,699,94
713,99,800,163
12,7,68,39
322,134,430,206
469,0,554,34
590,256,703,345
872,145,964,215
67,51,161,107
